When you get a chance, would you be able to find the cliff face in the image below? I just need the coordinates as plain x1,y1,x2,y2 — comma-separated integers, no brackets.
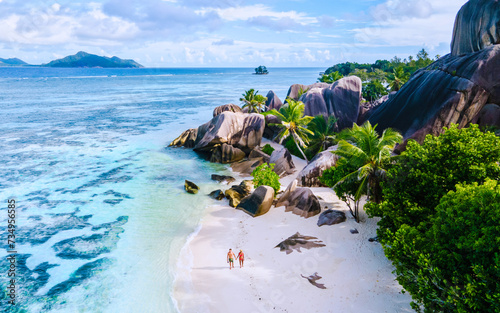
451,0,500,56
363,0,500,148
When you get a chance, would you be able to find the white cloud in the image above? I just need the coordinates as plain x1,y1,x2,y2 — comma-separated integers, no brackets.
199,4,316,25
353,0,468,48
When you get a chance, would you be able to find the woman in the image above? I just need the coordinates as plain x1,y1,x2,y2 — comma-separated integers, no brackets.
236,249,244,268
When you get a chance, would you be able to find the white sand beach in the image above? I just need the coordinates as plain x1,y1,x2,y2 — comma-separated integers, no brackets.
173,148,413,313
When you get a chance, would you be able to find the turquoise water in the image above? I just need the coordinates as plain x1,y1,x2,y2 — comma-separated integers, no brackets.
0,67,322,312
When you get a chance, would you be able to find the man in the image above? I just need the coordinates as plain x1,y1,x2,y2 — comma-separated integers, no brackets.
227,248,235,270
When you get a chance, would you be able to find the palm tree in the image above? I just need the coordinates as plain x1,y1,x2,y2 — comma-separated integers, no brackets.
306,115,338,157
240,89,267,113
387,67,409,92
333,121,402,221
263,98,314,161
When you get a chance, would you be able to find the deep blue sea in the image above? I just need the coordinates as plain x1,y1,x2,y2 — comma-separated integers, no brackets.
0,67,322,312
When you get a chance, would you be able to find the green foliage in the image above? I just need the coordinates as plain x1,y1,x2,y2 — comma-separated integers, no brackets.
306,115,338,158
320,158,362,219
262,98,314,161
261,144,275,156
255,65,268,74
366,124,500,312
240,89,267,113
296,86,310,99
367,124,500,237
387,67,410,92
362,80,389,102
320,48,434,96
251,163,281,194
333,121,402,221
386,180,500,312
318,71,344,83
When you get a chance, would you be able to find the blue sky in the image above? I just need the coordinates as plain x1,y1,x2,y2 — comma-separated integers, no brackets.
0,0,468,67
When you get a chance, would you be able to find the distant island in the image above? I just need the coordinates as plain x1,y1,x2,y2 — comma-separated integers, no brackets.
0,58,28,66
254,65,268,75
0,51,143,68
43,51,143,68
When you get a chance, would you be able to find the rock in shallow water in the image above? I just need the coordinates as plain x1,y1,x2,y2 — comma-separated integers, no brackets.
185,180,199,194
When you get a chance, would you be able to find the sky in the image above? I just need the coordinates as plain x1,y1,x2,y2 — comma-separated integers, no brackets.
0,0,469,67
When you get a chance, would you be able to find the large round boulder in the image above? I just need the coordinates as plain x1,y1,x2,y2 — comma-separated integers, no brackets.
451,0,500,56
209,144,246,164
276,181,321,218
169,128,198,148
365,45,500,148
297,146,340,187
213,104,243,117
317,209,346,226
236,185,275,217
225,180,253,207
269,147,295,177
474,104,500,129
265,90,283,111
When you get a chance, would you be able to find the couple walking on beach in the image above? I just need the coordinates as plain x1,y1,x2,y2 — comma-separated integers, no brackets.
227,248,244,269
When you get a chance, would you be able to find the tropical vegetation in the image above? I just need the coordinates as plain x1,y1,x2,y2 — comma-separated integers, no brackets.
262,98,314,161
320,49,435,101
321,121,402,221
254,65,268,75
365,124,500,312
240,89,268,113
305,115,338,157
252,163,280,194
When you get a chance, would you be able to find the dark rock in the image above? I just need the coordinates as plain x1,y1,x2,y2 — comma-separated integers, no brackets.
276,181,321,218
263,114,282,139
185,180,199,194
350,228,359,234
368,236,379,242
232,113,266,153
236,185,275,217
213,103,243,117
287,83,330,100
169,128,198,148
275,232,325,254
194,112,265,155
194,112,244,151
317,209,346,226
288,77,362,131
265,90,283,111
269,147,295,177
209,189,225,200
230,157,265,175
297,146,339,187
474,104,500,129
366,45,500,149
248,146,271,163
451,0,500,56
225,180,253,207
211,174,236,184
209,143,246,164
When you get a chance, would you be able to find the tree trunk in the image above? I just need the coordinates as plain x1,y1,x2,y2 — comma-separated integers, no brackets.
295,141,308,162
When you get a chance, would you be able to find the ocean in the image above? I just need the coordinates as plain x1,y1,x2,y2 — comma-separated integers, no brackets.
0,67,323,312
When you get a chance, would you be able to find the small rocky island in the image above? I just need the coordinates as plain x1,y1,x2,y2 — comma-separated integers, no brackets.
254,65,268,75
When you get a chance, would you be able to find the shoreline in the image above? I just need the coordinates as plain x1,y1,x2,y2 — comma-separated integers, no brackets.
172,143,413,313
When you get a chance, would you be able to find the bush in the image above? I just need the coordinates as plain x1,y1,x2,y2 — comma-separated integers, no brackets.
367,124,500,237
261,144,275,156
320,158,363,219
251,163,280,194
365,124,500,312
388,180,500,312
